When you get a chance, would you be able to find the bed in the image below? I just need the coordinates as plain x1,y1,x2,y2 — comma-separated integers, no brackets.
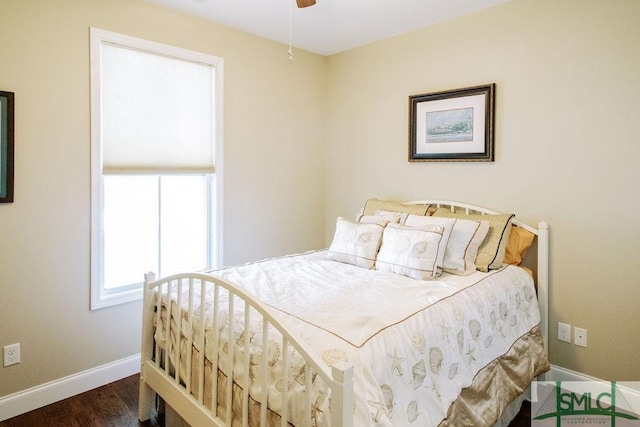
138,199,550,426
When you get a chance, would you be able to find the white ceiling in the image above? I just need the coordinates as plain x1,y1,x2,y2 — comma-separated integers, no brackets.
147,0,511,56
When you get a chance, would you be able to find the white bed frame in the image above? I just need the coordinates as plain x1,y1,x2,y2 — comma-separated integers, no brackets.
138,200,549,427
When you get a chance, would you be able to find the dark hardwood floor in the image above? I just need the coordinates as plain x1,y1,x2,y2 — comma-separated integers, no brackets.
0,375,532,426
510,400,532,427
0,375,162,427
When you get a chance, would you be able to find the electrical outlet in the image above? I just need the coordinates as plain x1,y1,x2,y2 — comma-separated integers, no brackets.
3,343,21,367
574,327,587,347
558,322,571,343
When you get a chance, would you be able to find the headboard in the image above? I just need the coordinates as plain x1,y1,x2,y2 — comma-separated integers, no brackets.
372,199,550,352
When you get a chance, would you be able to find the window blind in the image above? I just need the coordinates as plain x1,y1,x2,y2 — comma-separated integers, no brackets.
100,42,214,174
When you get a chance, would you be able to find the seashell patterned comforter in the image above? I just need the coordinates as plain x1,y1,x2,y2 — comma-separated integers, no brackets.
154,250,549,426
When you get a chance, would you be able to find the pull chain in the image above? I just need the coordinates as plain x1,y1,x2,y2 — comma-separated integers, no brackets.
288,0,293,63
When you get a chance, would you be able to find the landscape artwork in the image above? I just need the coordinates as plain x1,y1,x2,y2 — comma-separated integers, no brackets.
425,107,474,144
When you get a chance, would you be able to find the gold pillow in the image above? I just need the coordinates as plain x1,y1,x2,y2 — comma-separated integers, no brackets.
362,198,430,217
503,225,535,266
432,208,514,271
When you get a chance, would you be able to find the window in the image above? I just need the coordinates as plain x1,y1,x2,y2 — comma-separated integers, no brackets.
90,28,223,309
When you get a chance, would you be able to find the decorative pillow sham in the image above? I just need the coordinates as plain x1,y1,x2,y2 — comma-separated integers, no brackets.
326,217,385,269
433,208,514,272
443,219,490,275
375,223,444,280
362,198,430,217
503,225,535,266
357,210,403,224
403,215,456,270
375,210,408,224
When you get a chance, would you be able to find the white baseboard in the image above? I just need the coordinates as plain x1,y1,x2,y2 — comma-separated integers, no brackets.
546,364,640,408
547,364,603,382
0,354,141,422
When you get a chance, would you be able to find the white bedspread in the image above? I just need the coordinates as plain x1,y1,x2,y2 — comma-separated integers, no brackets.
202,250,542,426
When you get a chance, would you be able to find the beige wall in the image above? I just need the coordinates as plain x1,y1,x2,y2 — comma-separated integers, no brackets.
0,0,326,397
325,0,640,380
1,0,639,402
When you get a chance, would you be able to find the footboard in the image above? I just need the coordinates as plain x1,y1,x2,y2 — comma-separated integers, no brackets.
138,272,354,427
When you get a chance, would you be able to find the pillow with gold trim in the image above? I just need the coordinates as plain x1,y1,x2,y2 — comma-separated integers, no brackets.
433,208,514,271
357,210,403,224
362,198,430,217
403,215,456,271
375,223,444,280
326,217,386,269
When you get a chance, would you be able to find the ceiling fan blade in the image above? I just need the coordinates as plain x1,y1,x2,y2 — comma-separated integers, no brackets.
296,0,316,8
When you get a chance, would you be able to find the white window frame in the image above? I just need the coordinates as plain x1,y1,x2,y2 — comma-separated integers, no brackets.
89,28,224,310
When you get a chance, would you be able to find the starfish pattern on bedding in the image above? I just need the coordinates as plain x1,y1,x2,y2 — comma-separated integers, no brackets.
367,400,390,423
311,396,323,426
466,346,476,365
430,380,442,402
387,348,405,376
438,319,452,342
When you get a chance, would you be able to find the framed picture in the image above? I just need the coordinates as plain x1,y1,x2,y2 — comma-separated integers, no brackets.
409,84,495,162
1,90,14,203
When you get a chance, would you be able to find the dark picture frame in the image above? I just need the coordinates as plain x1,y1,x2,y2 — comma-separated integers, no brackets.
409,84,495,162
0,91,14,203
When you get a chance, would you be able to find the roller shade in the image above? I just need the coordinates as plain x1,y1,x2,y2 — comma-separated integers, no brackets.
100,42,214,174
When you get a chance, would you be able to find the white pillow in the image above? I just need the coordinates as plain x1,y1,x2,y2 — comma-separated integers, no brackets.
375,223,444,280
432,209,514,271
374,210,408,224
442,219,490,275
404,215,456,270
356,210,405,224
358,213,401,225
326,217,385,269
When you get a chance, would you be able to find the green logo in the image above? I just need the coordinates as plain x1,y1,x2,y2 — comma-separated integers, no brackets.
532,381,640,426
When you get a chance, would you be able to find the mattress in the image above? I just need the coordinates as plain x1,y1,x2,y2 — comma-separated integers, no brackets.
153,250,549,426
